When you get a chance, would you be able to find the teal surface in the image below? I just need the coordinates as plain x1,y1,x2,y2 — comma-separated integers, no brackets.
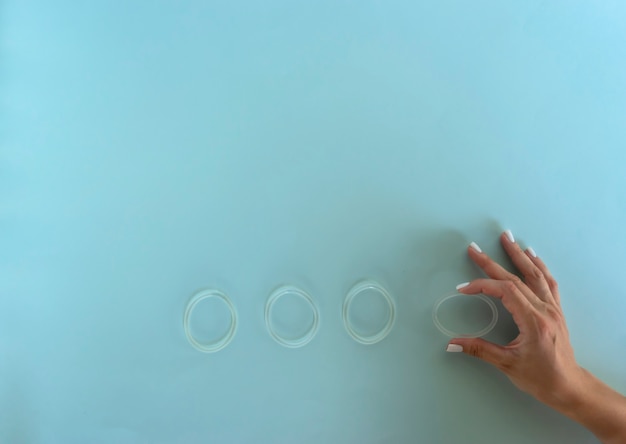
2,2,626,443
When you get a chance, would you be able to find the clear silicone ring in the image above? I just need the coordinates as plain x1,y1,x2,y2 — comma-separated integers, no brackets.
183,289,238,353
432,293,498,338
265,286,320,348
343,280,396,345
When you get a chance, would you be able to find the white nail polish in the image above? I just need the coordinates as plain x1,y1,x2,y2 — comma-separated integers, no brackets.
456,282,470,290
469,242,482,253
527,247,537,258
446,344,463,353
505,229,515,243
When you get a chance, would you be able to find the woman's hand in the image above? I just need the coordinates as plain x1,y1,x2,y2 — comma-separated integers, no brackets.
447,231,626,444
448,231,581,407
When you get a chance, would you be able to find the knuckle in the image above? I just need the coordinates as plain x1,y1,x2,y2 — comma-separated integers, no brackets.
503,281,519,293
466,344,483,359
497,356,515,373
534,308,562,340
545,305,563,322
547,278,559,292
510,275,523,286
529,267,544,281
536,319,553,338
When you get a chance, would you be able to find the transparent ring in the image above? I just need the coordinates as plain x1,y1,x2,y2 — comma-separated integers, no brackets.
343,280,396,345
265,286,320,348
183,289,238,353
432,293,498,338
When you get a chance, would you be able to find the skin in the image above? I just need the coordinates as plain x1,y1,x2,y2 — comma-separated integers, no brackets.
449,232,626,444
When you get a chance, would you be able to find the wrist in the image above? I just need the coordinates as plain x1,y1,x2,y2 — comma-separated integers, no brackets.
538,365,590,416
545,367,626,443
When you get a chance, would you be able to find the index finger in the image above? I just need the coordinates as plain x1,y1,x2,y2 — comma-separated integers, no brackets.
467,242,542,306
457,278,537,330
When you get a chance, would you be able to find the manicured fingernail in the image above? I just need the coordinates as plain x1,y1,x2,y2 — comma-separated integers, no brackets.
469,242,482,253
446,344,463,353
456,282,470,290
504,229,515,243
527,247,537,258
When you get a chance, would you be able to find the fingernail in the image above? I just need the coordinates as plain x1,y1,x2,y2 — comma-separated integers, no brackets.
469,242,482,253
446,344,463,353
504,229,515,243
527,247,537,258
456,282,470,290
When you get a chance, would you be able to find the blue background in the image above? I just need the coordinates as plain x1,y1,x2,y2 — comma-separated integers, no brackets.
2,1,626,443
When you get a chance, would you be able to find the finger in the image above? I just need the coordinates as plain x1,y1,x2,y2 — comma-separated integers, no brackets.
467,241,517,281
457,278,535,329
447,338,510,369
467,241,542,306
525,247,560,305
500,231,553,303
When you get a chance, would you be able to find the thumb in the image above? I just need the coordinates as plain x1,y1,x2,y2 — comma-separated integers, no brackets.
447,338,507,367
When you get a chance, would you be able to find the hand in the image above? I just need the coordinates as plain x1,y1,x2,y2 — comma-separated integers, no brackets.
448,231,582,408
447,231,626,444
